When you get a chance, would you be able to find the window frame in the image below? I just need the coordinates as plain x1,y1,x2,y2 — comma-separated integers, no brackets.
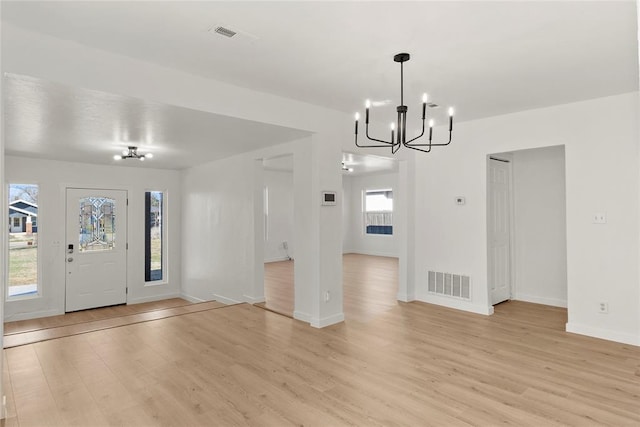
144,190,167,285
7,182,42,301
363,188,394,236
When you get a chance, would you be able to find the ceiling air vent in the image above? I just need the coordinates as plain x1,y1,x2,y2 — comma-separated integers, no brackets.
214,26,237,38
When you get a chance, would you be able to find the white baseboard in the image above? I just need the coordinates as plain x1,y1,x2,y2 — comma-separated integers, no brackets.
293,310,311,323
127,292,181,305
264,256,292,263
348,250,398,258
515,293,567,308
179,293,207,303
243,295,266,304
416,293,493,315
311,312,345,328
566,322,640,346
4,308,63,322
213,294,243,305
396,292,415,302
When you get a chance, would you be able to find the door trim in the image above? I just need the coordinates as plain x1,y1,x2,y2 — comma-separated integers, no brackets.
486,154,515,306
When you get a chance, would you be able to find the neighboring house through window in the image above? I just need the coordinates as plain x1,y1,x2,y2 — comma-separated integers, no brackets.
364,189,393,235
8,184,39,298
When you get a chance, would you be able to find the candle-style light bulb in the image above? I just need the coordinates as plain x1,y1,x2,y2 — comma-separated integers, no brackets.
429,119,434,128
422,93,428,119
429,119,434,141
448,107,455,116
365,100,370,124
354,112,359,135
390,123,395,131
448,107,454,132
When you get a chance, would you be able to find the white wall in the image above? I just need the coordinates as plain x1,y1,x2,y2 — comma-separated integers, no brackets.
4,156,182,320
3,24,346,328
3,23,638,342
342,172,400,258
181,135,345,328
415,92,639,345
181,153,252,304
342,175,352,253
511,146,567,307
0,8,5,410
263,169,294,262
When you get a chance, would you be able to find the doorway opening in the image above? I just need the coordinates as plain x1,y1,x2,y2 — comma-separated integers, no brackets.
342,152,400,321
487,146,568,319
260,154,295,317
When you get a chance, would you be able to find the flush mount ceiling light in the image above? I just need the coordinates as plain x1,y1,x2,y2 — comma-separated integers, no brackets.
354,53,455,154
113,146,153,162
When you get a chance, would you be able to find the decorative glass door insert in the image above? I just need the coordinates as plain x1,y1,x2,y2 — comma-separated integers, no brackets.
79,197,116,252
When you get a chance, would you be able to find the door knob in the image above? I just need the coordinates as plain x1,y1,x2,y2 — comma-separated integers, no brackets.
67,257,73,262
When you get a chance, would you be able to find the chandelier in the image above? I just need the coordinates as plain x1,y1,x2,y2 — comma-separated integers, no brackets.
113,146,153,161
354,53,454,154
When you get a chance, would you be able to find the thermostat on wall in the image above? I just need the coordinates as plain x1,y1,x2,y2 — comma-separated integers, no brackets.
321,191,337,206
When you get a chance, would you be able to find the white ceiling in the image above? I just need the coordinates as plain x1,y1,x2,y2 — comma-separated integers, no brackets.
2,1,638,170
4,74,310,169
263,152,398,176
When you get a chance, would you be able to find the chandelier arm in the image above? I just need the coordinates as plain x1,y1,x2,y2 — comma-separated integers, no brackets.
404,120,426,145
403,143,433,153
365,123,394,145
416,131,453,147
391,142,401,154
406,131,452,147
355,134,394,148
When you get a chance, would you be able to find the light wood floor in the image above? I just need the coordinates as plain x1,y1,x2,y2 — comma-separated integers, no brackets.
3,300,638,426
261,253,399,322
4,298,194,335
3,301,225,348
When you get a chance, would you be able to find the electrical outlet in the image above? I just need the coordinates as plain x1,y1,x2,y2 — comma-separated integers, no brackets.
598,302,609,314
593,213,607,224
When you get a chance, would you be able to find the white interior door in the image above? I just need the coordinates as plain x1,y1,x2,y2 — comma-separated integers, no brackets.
66,188,127,312
488,158,512,305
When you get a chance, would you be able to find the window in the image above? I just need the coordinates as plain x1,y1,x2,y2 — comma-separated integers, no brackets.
145,191,164,282
8,184,39,298
364,189,393,235
78,197,116,252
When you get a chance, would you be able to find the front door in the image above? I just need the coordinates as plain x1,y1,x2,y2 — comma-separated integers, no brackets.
66,188,127,312
488,158,512,305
